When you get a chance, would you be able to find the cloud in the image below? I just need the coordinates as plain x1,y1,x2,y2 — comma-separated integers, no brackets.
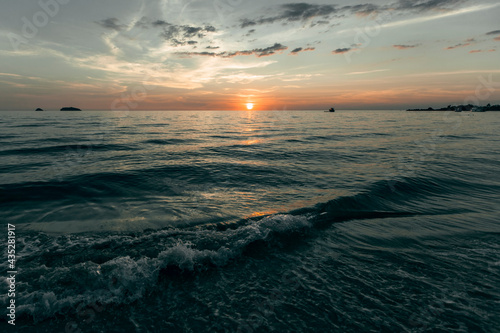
445,43,471,50
227,43,288,57
376,3,500,30
469,49,495,53
332,47,353,54
290,47,315,55
67,50,278,91
0,73,23,78
137,18,216,46
240,20,257,28
218,73,274,84
96,18,127,31
240,0,468,28
178,43,288,58
392,0,465,12
240,3,340,28
206,46,220,49
484,30,500,41
239,3,384,28
280,73,323,82
177,51,218,57
408,69,500,77
342,4,380,16
346,69,390,75
393,44,420,49
134,16,150,29
151,20,169,27
160,24,215,43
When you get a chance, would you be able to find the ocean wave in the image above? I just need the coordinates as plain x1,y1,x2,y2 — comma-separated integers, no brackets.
4,213,312,322
144,138,200,145
0,143,139,157
0,160,310,206
1,175,470,322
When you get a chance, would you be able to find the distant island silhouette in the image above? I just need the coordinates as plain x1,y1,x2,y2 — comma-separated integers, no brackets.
35,108,43,111
60,107,82,111
407,104,499,112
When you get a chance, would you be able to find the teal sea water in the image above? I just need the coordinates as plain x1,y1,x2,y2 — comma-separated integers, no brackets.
0,110,499,332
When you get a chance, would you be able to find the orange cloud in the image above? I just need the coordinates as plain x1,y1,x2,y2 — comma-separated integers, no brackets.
469,49,495,53
393,44,420,50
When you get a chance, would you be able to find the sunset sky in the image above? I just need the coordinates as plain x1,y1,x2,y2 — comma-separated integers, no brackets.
0,0,499,110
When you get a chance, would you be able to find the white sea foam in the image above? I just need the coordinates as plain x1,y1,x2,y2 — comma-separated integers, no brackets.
10,213,314,321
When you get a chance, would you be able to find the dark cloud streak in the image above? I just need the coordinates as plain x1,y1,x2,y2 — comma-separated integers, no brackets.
332,48,352,54
393,0,465,12
178,43,288,58
241,3,340,28
445,43,471,50
240,0,466,28
96,18,127,31
290,47,315,55
225,43,288,57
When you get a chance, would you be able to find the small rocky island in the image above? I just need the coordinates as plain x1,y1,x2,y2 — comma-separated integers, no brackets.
60,107,82,111
35,108,44,111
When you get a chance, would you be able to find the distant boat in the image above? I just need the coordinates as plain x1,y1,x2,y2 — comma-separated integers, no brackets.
60,107,82,111
324,107,335,112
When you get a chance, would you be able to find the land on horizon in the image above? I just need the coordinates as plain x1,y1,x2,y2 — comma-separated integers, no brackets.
407,103,500,111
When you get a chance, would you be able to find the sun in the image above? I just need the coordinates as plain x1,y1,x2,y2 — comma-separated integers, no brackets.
246,103,254,110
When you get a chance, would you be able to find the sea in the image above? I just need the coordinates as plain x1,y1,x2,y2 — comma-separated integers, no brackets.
0,110,499,332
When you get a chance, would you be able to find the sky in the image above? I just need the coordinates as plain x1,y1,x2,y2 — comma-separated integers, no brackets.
0,0,499,110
